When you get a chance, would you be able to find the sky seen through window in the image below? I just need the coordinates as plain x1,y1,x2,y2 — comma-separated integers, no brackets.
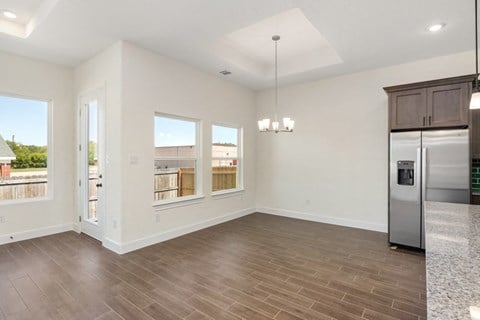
0,95,48,146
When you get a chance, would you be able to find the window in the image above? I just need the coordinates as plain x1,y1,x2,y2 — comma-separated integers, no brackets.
154,115,201,202
0,95,50,202
212,124,242,193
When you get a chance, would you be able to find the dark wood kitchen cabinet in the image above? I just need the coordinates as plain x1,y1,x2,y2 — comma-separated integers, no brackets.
389,88,427,130
427,83,469,128
385,75,474,131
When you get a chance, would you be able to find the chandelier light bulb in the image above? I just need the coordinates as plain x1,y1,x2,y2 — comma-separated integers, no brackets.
282,117,294,131
258,118,272,131
272,121,279,131
257,120,264,131
288,119,295,131
263,118,270,130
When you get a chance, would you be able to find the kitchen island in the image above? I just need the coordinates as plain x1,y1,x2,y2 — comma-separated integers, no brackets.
424,201,480,319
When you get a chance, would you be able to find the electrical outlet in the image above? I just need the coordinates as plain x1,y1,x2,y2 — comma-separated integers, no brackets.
0,216,6,223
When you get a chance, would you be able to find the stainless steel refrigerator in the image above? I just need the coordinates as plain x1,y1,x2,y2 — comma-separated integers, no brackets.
389,129,469,249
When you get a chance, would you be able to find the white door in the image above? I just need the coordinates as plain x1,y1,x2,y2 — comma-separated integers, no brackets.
78,90,105,241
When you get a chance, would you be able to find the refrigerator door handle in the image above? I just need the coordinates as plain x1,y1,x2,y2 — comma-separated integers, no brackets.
422,147,427,203
421,147,427,249
416,148,422,204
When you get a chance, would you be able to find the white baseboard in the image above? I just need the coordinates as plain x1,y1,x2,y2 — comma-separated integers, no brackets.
72,223,81,233
105,207,256,254
0,223,74,245
257,207,387,233
102,236,123,254
0,207,386,253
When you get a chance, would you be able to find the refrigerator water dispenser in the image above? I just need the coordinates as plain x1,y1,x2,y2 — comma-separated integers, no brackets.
397,161,414,186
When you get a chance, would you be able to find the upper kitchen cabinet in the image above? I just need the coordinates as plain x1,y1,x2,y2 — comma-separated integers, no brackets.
389,88,427,130
384,75,474,131
427,83,469,128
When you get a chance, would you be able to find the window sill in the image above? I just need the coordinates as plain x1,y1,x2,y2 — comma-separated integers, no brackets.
212,188,245,199
153,194,205,211
0,196,52,206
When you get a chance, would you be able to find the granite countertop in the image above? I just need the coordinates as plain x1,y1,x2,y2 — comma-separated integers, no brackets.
424,201,480,319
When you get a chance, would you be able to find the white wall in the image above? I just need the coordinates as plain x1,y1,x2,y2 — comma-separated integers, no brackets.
0,42,474,250
256,50,475,232
73,42,123,244
120,42,257,249
0,41,256,252
0,51,74,242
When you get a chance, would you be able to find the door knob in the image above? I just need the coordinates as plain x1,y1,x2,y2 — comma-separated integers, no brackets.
96,183,103,188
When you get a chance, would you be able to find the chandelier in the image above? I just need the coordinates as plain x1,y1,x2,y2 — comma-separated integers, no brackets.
258,35,295,133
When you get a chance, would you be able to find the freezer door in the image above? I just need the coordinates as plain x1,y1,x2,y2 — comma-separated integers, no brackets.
421,129,469,249
390,131,422,248
422,130,470,204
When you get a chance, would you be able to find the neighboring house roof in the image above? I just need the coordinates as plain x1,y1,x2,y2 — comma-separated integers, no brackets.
0,135,16,160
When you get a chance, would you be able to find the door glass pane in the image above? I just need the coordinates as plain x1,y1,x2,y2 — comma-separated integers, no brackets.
88,101,98,223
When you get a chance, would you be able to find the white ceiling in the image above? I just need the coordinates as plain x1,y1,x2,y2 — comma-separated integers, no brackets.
211,8,343,78
0,0,475,90
0,0,43,25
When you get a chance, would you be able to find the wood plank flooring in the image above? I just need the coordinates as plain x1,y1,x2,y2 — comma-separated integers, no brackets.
0,213,426,320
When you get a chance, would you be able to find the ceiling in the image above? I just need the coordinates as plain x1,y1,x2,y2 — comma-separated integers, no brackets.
211,8,343,78
0,0,43,25
0,0,475,90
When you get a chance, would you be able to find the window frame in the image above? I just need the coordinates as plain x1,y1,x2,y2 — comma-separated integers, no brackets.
0,92,53,205
211,123,244,196
153,113,203,208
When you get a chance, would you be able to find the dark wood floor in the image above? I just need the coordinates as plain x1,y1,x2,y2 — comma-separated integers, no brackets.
0,213,426,320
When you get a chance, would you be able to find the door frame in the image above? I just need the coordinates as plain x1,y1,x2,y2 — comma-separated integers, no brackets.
77,88,106,241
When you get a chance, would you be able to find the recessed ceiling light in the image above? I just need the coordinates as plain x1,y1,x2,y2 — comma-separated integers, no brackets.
428,23,445,32
2,10,17,19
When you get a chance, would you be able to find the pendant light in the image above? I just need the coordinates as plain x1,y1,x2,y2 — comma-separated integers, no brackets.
258,35,295,133
471,0,480,109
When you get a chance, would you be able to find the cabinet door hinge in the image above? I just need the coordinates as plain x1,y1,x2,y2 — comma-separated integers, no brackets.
79,216,82,222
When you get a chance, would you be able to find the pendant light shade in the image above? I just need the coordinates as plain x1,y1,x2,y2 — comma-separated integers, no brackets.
471,91,480,109
258,35,295,133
